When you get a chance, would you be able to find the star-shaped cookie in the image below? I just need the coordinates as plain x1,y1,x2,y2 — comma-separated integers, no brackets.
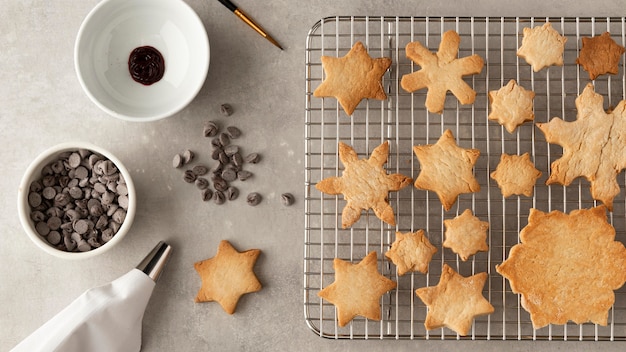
400,30,484,114
413,129,481,211
443,209,489,261
385,230,437,275
536,83,626,211
194,240,262,314
318,251,397,327
415,264,494,336
316,141,413,228
490,153,542,197
496,206,626,329
488,79,536,133
313,41,392,116
517,22,567,72
576,32,625,80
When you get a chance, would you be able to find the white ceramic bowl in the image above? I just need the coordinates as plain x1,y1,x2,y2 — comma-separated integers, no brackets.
74,0,210,121
17,142,136,260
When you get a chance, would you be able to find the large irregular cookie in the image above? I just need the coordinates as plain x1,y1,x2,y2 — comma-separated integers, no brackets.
385,230,437,275
415,264,494,336
318,251,397,327
412,129,481,211
400,30,484,114
443,209,489,261
488,79,536,133
194,240,262,314
517,22,567,72
316,141,412,228
313,41,392,116
496,206,626,329
576,32,625,80
536,83,626,211
490,153,542,197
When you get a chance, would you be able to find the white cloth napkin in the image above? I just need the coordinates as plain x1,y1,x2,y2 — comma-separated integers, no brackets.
11,269,155,352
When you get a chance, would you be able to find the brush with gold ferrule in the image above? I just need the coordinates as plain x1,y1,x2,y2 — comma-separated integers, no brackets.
216,0,283,50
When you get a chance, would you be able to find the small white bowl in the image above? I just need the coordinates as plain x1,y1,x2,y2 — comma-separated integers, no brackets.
74,0,210,121
17,142,136,260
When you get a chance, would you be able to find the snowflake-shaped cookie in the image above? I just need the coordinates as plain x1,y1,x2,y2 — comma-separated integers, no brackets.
536,83,626,211
443,209,489,261
413,129,481,211
496,206,626,329
415,264,494,336
488,79,536,133
400,30,484,114
385,230,437,275
517,22,567,72
318,251,397,327
314,41,392,116
316,141,412,228
490,153,542,197
576,32,626,80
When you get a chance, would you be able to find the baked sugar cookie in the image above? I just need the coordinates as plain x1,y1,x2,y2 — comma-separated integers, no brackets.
412,129,481,211
415,264,494,336
488,79,535,133
443,209,489,261
318,251,397,327
314,41,392,116
576,32,625,80
490,153,542,197
385,230,437,275
316,141,412,228
517,22,567,72
496,206,626,329
401,30,484,114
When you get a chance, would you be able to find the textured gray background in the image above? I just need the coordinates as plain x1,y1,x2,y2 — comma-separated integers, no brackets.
1,0,625,351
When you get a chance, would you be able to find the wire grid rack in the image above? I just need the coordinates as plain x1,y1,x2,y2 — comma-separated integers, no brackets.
304,16,626,341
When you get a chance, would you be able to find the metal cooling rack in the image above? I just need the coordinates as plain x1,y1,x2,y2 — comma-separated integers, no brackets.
304,16,626,341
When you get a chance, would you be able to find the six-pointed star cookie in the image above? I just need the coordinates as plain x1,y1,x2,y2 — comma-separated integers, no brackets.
401,30,484,114
517,22,567,72
496,206,626,329
536,83,626,211
313,41,392,116
443,209,489,261
490,153,542,197
194,240,262,314
385,230,437,275
576,32,626,80
488,79,536,133
316,141,412,228
413,129,481,211
415,264,494,336
318,251,397,327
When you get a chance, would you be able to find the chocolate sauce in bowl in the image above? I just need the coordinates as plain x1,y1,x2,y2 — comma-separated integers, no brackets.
128,46,165,85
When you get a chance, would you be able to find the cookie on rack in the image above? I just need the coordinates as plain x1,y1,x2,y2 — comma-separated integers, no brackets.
443,209,489,261
517,22,567,72
194,240,262,314
385,230,437,275
315,141,412,228
313,41,392,116
318,251,397,327
412,129,481,211
496,206,626,329
400,30,484,114
536,83,626,211
488,79,536,133
415,264,494,336
576,32,625,80
490,153,542,197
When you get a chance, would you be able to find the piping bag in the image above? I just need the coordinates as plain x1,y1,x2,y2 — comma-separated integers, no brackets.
11,241,172,352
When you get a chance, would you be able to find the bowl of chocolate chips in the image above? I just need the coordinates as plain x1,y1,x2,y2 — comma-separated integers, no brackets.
74,0,210,121
17,142,136,259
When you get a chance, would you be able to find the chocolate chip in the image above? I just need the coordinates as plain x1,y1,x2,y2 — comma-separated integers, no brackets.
218,133,230,147
220,103,233,116
246,192,262,206
237,170,253,181
183,170,197,183
224,145,239,157
204,121,219,137
225,187,239,201
213,190,226,205
192,165,209,176
221,168,237,182
232,153,243,168
172,154,183,168
182,149,195,164
196,177,210,190
226,126,242,139
28,192,42,207
213,178,228,192
281,193,295,206
201,188,213,201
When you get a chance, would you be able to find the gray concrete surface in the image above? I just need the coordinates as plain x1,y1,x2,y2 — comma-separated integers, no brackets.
1,0,625,351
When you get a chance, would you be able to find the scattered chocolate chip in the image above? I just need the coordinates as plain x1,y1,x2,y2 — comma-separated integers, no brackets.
245,153,261,164
225,186,239,201
220,103,233,116
237,170,253,181
246,192,262,206
192,165,209,176
201,188,213,201
281,193,295,206
182,149,195,164
213,190,226,205
226,126,242,139
196,177,210,190
218,133,230,147
204,120,219,137
172,154,183,168
183,170,197,183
